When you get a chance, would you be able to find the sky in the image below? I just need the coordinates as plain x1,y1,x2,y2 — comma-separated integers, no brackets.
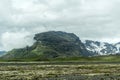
0,0,120,51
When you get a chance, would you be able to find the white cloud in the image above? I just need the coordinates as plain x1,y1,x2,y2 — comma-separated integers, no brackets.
1,31,34,51
0,0,120,50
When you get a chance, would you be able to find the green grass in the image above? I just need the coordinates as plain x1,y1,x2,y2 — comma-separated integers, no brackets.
1,55,120,62
48,55,120,62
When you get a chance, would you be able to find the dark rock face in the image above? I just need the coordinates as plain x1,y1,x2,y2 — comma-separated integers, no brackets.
34,31,90,57
2,31,90,60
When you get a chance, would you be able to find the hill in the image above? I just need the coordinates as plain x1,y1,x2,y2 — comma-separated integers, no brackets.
1,31,90,61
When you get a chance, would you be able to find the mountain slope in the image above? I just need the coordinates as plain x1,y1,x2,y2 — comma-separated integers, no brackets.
2,31,90,60
84,40,120,55
0,51,6,57
114,42,120,53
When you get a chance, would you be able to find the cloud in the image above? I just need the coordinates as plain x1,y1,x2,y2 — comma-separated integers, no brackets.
1,30,34,51
0,0,120,50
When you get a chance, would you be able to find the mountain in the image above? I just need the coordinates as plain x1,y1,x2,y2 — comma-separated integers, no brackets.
2,31,120,61
84,40,120,56
2,31,90,60
114,42,120,53
0,51,6,57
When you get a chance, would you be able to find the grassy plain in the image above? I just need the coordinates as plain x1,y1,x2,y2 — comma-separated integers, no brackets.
0,55,120,79
0,62,120,80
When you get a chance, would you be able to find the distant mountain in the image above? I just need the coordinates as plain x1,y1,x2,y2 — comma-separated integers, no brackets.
0,51,6,56
114,42,120,53
84,40,120,56
2,31,90,60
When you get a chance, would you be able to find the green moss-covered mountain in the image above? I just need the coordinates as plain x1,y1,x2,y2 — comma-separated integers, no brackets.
2,31,91,60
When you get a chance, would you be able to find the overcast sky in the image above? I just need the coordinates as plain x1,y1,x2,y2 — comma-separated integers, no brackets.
0,0,120,51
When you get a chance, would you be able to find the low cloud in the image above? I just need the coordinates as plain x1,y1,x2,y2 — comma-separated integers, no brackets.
1,31,34,51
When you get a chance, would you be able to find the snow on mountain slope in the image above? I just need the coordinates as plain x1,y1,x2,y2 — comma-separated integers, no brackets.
114,42,120,53
83,40,120,56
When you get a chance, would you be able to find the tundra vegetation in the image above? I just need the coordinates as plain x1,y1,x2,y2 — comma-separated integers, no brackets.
0,62,120,80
